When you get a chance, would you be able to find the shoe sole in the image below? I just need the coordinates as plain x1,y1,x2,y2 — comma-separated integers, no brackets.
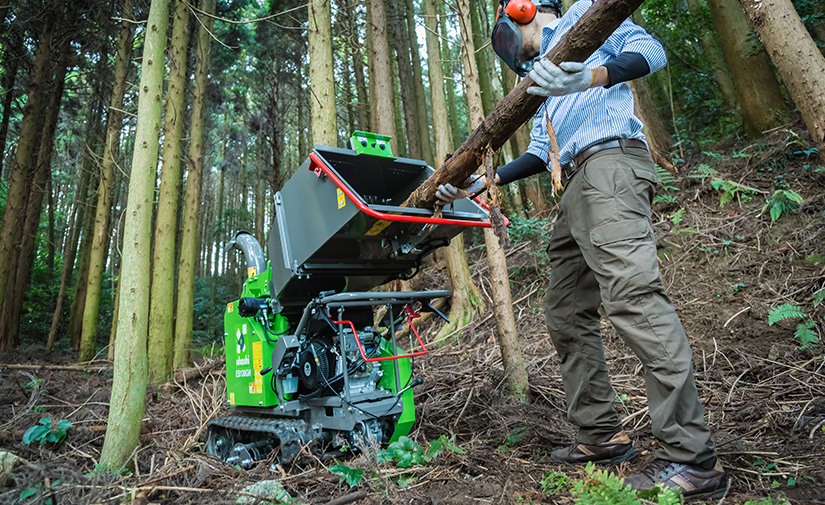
683,479,730,502
551,446,640,466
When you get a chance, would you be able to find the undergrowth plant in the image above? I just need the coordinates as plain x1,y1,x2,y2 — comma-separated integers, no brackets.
22,418,72,446
768,288,824,350
653,165,679,206
570,462,680,505
761,189,803,222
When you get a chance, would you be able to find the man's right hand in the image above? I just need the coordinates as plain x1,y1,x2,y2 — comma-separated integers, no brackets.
435,175,486,206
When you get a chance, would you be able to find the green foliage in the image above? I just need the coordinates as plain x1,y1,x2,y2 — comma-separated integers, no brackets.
688,163,719,179
382,435,464,468
768,304,807,325
19,479,61,504
761,189,803,222
22,418,72,446
570,463,680,505
25,378,44,389
508,216,552,245
540,469,568,495
329,464,364,488
709,179,757,206
768,294,822,350
669,208,685,226
653,165,680,206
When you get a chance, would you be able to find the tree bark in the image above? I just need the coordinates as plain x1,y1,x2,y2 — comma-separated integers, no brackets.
146,0,189,383
0,47,68,349
309,0,337,146
405,0,433,166
707,0,787,136
80,0,135,363
368,0,397,152
0,0,58,348
681,0,738,108
424,0,486,342
174,0,215,370
100,0,171,470
738,0,825,163
404,0,649,210
457,0,529,400
387,0,421,159
0,30,21,178
438,1,463,151
628,79,675,172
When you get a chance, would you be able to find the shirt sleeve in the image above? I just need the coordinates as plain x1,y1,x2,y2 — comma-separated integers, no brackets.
600,18,667,75
526,107,551,164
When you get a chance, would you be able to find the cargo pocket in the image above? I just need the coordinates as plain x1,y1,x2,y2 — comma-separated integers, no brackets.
589,219,658,301
590,219,651,248
631,164,659,185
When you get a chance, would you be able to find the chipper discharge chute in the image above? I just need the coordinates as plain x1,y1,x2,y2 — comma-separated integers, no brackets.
206,133,494,468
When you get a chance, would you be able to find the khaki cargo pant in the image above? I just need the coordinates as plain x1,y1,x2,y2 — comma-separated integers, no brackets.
544,146,717,466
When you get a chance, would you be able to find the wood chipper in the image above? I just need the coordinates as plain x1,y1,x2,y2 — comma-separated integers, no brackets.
205,132,493,468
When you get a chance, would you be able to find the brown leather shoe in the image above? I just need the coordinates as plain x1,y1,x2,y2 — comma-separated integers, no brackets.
550,431,639,465
625,458,729,499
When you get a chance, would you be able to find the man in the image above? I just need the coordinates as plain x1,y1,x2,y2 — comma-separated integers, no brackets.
436,0,728,499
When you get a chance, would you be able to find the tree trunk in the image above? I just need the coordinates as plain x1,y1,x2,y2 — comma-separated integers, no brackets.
46,167,90,352
438,0,463,150
0,31,21,178
0,47,68,349
146,0,189,383
309,0,337,146
99,0,171,470
457,0,529,400
628,79,675,172
738,0,825,163
404,0,651,210
470,0,493,116
405,0,433,166
387,0,421,159
707,0,787,136
67,187,97,351
424,0,486,342
368,0,397,152
681,0,738,108
349,3,369,131
80,0,135,363
522,177,547,217
174,0,215,370
0,0,58,348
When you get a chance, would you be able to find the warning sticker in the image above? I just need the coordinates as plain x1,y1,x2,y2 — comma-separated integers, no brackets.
229,392,235,405
365,219,392,236
337,188,346,209
252,341,263,394
247,266,257,278
227,302,233,313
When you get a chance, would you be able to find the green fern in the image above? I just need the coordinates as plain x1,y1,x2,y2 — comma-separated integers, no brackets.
814,288,824,307
768,304,807,325
571,463,639,505
795,320,819,350
688,163,718,179
761,189,803,222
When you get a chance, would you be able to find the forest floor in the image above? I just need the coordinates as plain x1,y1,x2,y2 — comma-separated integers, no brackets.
2,122,825,505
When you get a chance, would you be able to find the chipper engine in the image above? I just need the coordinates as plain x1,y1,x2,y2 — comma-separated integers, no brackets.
205,133,494,468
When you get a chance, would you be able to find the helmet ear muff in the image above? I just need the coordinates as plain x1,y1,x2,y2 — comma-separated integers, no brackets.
502,0,536,24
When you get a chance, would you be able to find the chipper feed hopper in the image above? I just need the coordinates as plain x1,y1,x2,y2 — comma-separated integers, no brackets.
205,133,493,468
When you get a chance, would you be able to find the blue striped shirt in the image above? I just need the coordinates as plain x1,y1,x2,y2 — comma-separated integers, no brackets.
526,0,667,166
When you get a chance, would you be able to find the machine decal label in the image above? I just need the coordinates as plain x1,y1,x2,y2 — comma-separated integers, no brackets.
236,328,245,353
227,302,233,313
365,219,392,236
337,188,346,209
229,392,235,405
252,341,263,394
236,356,250,366
235,369,252,377
247,266,257,278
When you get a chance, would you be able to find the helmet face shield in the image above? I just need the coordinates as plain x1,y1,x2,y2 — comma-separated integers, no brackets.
491,15,533,77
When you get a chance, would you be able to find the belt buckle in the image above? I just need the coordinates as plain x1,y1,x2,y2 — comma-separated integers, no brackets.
562,160,577,182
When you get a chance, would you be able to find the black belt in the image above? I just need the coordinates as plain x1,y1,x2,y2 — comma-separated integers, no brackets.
561,138,648,179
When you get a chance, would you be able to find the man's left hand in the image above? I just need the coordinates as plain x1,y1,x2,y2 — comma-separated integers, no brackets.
527,60,593,96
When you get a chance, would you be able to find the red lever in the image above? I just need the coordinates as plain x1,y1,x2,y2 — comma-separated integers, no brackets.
334,306,427,362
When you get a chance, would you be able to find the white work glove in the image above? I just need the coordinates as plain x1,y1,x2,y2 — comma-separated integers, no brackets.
435,175,487,206
527,60,593,97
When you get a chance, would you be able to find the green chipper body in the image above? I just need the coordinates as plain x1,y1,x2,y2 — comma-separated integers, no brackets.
207,134,491,468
